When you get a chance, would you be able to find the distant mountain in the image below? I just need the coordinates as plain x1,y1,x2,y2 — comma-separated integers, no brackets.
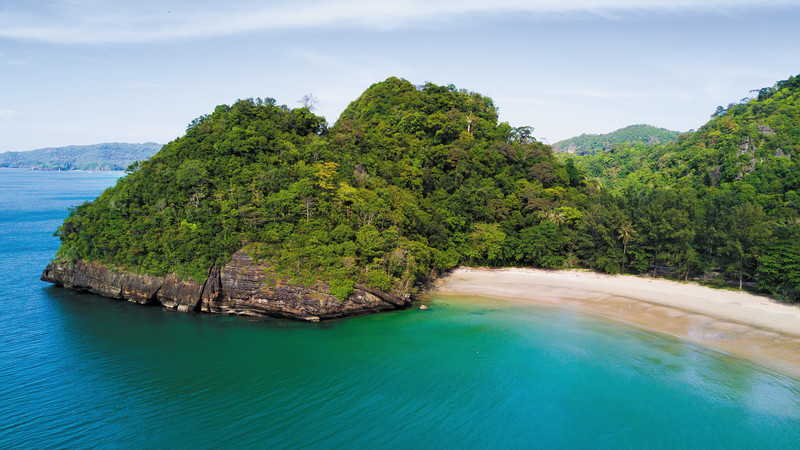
553,124,681,155
0,142,162,171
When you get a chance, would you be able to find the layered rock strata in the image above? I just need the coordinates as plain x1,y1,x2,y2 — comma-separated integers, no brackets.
41,250,410,321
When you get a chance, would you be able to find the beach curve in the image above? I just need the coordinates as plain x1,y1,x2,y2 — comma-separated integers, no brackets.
434,267,800,377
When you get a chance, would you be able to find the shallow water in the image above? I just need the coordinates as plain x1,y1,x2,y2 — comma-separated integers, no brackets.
1,168,799,448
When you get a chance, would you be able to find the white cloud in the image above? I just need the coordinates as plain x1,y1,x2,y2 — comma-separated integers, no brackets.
0,51,28,66
127,81,162,89
547,88,696,101
0,0,796,44
0,110,20,118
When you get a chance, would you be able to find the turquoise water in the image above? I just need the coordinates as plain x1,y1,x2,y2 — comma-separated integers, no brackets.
1,168,800,449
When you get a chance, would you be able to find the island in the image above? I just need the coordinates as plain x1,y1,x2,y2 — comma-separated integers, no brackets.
0,142,161,171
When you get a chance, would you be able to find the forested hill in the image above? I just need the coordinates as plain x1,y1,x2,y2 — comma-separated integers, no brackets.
573,74,800,300
54,75,800,304
56,78,589,300
0,142,162,171
577,75,800,192
553,124,680,155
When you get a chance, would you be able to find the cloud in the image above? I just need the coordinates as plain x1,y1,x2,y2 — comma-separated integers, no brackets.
127,81,162,89
548,88,695,101
0,0,796,44
0,51,28,66
0,110,20,118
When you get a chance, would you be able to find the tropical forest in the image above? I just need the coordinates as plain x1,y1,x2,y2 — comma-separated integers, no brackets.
55,74,800,302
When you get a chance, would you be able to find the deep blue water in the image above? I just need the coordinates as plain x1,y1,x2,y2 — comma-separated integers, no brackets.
1,168,799,448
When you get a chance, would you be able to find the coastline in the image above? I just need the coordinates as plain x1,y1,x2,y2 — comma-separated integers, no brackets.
434,267,800,378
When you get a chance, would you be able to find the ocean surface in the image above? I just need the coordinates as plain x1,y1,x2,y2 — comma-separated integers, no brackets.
1,167,800,449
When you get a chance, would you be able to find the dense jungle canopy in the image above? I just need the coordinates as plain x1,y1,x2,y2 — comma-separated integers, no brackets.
56,75,800,302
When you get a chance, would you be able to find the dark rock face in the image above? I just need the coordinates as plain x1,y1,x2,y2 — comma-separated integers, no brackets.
158,273,205,312
41,250,411,321
41,260,163,305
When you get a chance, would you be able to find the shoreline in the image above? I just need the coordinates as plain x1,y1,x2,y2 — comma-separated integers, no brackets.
433,267,800,378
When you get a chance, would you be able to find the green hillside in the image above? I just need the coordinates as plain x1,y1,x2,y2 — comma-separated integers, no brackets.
553,124,680,155
54,75,800,303
0,142,162,171
573,74,800,299
55,78,590,299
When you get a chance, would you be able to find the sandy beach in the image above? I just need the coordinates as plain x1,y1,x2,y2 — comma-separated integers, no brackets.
434,267,800,377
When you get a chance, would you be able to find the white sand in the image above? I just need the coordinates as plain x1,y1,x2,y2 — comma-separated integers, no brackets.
434,267,800,377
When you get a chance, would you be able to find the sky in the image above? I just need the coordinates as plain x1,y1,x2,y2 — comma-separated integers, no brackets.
1,0,799,151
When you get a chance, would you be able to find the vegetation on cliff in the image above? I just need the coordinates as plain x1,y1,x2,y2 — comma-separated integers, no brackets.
552,124,680,155
0,142,162,171
55,74,800,303
56,78,589,299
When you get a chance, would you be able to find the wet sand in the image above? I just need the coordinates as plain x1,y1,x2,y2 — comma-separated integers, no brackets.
434,268,800,378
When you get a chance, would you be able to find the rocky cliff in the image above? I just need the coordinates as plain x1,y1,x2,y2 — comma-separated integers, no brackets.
41,250,411,321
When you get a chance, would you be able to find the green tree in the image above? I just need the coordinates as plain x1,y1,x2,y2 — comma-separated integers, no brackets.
723,202,770,290
618,219,635,273
758,224,800,302
464,223,506,264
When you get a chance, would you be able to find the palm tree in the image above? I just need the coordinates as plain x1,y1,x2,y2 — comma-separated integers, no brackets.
542,209,566,227
618,220,635,273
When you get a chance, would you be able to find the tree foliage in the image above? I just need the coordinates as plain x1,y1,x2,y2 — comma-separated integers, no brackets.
55,74,800,302
573,73,800,300
55,79,588,299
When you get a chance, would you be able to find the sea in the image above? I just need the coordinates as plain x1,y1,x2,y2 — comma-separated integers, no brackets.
1,167,799,449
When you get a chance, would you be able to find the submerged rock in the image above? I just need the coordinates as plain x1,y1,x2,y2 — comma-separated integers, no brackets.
41,250,410,321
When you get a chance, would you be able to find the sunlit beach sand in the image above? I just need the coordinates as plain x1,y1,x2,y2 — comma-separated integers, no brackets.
435,268,800,377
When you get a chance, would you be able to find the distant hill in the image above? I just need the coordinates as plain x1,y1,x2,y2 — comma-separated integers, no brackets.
0,142,162,171
553,124,680,155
